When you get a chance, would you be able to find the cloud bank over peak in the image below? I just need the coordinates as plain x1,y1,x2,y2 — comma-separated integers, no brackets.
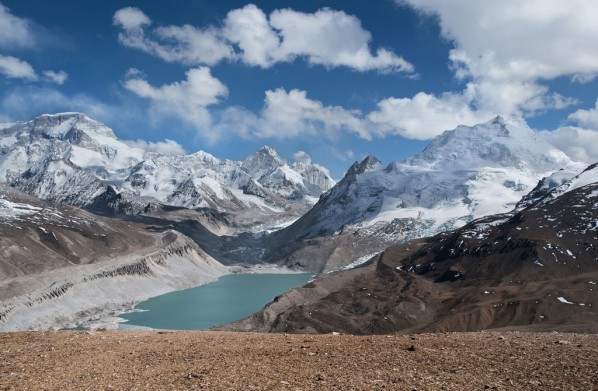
537,100,598,164
123,138,186,156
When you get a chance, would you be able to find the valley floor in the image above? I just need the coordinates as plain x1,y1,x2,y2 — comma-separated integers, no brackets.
1,331,596,390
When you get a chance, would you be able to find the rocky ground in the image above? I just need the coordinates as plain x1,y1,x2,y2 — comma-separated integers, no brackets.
1,331,596,390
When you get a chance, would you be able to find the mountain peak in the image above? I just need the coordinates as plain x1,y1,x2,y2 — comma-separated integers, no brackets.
357,155,382,173
30,112,117,140
242,146,284,180
410,116,572,171
257,145,280,158
345,155,382,178
488,115,509,136
491,115,506,126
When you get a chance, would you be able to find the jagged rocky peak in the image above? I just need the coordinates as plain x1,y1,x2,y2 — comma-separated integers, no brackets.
345,155,382,178
241,145,284,179
239,146,336,199
291,151,336,193
257,145,280,158
188,150,220,164
489,115,508,134
358,155,382,172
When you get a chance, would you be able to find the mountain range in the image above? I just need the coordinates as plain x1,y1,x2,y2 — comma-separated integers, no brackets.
0,113,335,231
224,161,598,333
0,112,596,332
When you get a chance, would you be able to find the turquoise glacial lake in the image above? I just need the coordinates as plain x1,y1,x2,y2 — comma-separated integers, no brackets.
120,273,313,330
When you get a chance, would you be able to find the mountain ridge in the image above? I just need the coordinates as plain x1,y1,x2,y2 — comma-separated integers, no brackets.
263,115,585,271
278,116,583,238
1,112,596,332
222,160,598,334
0,112,335,230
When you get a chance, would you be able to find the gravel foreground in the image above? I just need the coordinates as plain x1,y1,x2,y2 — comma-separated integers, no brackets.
1,331,597,390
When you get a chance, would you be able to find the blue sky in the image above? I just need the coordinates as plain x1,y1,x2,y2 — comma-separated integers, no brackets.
1,0,598,178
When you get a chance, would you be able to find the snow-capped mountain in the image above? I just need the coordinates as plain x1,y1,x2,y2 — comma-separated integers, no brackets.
275,116,584,243
242,146,335,201
229,162,598,334
0,113,335,224
538,162,598,201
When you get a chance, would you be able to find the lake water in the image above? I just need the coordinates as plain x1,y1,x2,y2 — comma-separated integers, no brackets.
120,273,313,330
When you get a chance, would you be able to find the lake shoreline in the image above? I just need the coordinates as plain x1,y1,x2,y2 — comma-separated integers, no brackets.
228,264,312,274
62,265,312,331
117,272,314,331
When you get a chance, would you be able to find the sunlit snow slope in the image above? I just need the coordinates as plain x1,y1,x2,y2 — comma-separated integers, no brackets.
278,116,584,242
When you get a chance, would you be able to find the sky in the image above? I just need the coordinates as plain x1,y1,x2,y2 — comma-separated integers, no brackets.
1,0,598,178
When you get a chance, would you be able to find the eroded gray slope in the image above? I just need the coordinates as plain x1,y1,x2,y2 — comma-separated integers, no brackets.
0,184,227,330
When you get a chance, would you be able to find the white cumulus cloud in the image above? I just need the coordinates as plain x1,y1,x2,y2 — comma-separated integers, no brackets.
258,88,370,139
0,56,69,85
42,70,68,85
537,100,598,164
123,67,228,141
402,0,598,81
569,99,598,130
0,55,37,80
222,4,278,67
541,126,598,164
368,85,491,139
267,6,412,73
114,7,232,66
0,3,34,48
114,4,413,74
113,6,151,31
206,87,490,143
293,151,312,164
202,87,491,143
399,0,597,116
